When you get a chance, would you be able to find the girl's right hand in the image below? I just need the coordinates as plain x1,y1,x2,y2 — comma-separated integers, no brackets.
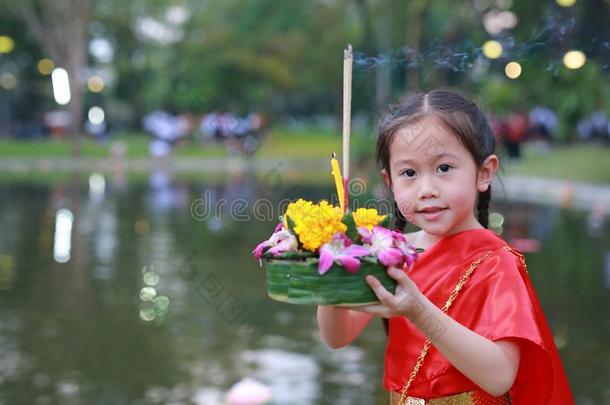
349,266,426,320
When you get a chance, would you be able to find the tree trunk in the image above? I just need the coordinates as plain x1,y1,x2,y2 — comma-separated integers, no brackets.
17,0,92,157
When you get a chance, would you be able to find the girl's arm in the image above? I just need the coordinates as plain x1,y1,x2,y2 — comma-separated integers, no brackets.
410,295,520,396
358,268,520,397
316,306,375,348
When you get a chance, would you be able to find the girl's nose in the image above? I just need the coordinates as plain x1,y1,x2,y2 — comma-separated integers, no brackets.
417,177,439,200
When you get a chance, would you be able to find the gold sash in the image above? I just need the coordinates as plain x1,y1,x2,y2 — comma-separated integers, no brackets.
390,390,512,404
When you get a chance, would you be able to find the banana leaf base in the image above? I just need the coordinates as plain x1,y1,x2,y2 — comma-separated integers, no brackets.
264,257,396,305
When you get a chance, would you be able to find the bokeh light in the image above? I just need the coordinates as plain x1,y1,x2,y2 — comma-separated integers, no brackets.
143,270,160,286
53,209,74,263
37,59,55,75
489,212,505,228
134,220,150,235
87,76,105,93
556,0,577,7
0,36,15,54
504,61,522,79
0,73,17,90
51,68,71,105
88,106,105,125
482,40,503,59
563,50,586,69
88,173,106,199
139,286,157,301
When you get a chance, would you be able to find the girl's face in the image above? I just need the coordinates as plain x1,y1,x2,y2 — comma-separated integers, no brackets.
382,115,498,238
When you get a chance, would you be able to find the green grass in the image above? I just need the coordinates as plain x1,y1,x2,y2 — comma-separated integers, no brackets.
1,132,609,185
503,143,610,185
0,129,352,159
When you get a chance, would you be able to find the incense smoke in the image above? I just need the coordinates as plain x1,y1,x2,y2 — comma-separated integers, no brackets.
352,8,609,75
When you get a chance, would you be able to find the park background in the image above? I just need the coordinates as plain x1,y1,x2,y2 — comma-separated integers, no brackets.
0,0,609,404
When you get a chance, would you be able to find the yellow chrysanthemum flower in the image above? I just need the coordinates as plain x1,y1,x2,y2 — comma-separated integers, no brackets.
352,207,385,230
284,199,347,251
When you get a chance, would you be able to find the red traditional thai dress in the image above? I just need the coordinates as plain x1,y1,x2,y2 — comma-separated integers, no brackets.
384,228,574,404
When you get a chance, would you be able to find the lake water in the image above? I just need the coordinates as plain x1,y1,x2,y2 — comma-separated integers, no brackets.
0,170,608,404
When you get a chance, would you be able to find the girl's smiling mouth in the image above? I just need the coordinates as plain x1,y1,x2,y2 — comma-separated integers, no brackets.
416,207,448,221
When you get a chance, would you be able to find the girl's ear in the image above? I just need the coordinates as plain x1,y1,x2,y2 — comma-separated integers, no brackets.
381,169,393,191
477,154,499,192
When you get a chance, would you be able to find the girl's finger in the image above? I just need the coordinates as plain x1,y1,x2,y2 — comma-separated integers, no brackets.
387,267,415,289
366,275,395,305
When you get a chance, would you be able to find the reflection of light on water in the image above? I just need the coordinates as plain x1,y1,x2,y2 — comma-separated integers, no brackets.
138,266,171,322
53,209,74,263
319,346,366,386
240,349,319,404
191,388,225,405
143,270,160,286
140,287,157,301
57,380,80,397
88,173,105,200
139,293,171,322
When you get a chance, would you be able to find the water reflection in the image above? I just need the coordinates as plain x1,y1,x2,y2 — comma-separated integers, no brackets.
0,176,608,404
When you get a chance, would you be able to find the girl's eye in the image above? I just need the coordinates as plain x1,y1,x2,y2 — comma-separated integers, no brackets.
401,169,416,177
437,164,453,173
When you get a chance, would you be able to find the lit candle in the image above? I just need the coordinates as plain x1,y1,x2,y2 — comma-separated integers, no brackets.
331,152,345,213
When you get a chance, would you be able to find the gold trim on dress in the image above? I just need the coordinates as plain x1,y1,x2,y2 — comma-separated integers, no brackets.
390,390,512,405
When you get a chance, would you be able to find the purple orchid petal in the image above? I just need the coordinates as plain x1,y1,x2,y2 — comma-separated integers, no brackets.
274,223,284,232
337,255,361,273
318,245,335,275
377,247,404,267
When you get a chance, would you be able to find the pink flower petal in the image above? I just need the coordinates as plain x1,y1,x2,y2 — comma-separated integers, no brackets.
318,245,335,275
268,238,292,256
372,225,393,238
252,241,269,259
343,245,370,257
377,247,404,267
337,255,361,273
358,227,372,243
392,230,407,243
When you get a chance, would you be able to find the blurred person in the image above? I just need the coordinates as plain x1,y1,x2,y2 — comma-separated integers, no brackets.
528,106,557,153
142,109,190,158
504,112,529,160
577,110,609,143
44,110,71,139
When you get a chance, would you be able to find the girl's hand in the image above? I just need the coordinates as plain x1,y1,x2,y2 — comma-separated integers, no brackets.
347,267,425,319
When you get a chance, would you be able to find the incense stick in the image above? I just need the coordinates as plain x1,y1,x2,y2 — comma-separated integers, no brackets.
343,44,353,211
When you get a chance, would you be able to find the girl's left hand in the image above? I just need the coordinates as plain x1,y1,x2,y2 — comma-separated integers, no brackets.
346,267,426,319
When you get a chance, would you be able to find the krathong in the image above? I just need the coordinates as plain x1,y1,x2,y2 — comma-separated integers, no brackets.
252,46,420,305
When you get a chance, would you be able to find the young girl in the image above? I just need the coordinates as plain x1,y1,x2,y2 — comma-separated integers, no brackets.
317,90,574,404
